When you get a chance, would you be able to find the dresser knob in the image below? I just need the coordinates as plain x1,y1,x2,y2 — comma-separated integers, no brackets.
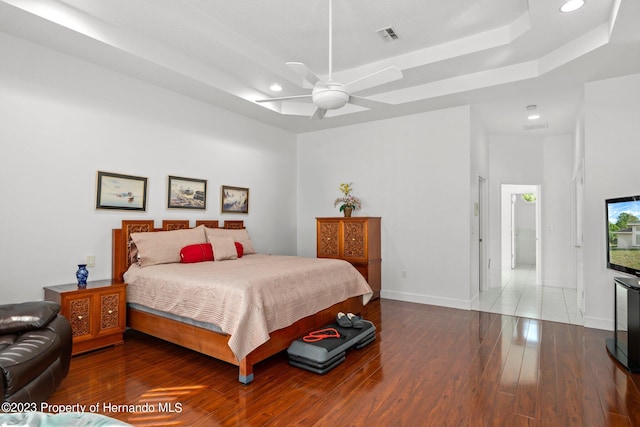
108,310,113,314
77,315,83,320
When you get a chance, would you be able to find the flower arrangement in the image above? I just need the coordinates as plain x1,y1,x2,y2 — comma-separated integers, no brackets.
334,183,362,212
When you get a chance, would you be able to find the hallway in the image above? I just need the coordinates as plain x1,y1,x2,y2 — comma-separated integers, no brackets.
473,266,583,325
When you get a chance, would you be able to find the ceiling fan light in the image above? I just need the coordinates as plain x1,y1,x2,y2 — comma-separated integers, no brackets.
560,0,585,13
312,88,349,110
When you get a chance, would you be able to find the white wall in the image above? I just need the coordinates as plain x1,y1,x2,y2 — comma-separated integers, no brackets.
470,106,490,302
542,135,575,287
489,135,544,287
0,33,297,303
488,134,574,289
573,113,586,313
297,106,473,309
583,73,640,330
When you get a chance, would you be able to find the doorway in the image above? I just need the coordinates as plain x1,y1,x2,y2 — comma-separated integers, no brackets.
501,184,541,285
473,184,582,325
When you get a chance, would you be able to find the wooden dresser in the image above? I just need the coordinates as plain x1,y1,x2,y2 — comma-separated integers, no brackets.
316,217,381,299
44,279,126,355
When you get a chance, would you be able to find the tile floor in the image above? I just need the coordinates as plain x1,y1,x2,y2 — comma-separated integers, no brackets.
472,265,584,325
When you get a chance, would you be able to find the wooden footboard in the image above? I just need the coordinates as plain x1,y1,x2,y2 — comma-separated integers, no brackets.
127,296,363,384
113,219,366,384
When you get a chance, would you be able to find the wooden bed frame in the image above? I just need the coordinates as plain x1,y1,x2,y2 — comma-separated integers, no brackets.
112,219,364,384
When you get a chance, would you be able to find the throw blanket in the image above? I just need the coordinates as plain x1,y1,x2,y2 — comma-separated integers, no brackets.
124,254,373,361
0,412,131,426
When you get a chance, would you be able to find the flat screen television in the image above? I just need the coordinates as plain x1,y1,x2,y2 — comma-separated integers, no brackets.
606,195,640,279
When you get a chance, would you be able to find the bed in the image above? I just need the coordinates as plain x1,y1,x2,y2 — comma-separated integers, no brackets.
112,219,372,384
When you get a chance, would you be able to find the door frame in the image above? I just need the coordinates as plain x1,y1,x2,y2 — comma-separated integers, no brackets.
479,176,488,291
501,184,542,285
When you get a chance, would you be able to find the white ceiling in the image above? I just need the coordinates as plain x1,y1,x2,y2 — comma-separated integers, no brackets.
1,0,639,135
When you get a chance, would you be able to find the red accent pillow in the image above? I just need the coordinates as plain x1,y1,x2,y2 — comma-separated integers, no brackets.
235,242,244,258
180,243,214,263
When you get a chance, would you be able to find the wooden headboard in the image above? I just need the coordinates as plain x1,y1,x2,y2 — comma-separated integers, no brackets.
112,219,244,282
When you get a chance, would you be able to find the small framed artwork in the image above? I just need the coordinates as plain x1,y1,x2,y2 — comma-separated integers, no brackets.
221,185,249,214
168,176,207,210
96,171,147,211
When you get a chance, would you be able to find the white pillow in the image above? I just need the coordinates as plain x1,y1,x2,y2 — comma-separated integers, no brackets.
211,235,238,261
131,225,207,267
204,227,256,254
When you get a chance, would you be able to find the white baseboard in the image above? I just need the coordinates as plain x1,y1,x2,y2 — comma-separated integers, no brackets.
380,289,471,310
583,315,613,331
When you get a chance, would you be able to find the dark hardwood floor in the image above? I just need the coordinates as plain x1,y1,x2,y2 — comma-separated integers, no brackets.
47,298,640,426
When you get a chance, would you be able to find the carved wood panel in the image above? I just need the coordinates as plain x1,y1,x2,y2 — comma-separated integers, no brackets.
316,217,381,299
343,222,366,259
195,220,219,228
224,220,245,229
318,222,340,257
70,297,90,337
100,293,120,331
162,220,189,231
123,220,154,268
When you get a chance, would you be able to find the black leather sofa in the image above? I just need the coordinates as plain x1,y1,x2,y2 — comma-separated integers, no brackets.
0,301,72,403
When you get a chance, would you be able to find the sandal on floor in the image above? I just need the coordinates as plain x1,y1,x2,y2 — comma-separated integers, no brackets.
336,312,352,328
347,313,364,329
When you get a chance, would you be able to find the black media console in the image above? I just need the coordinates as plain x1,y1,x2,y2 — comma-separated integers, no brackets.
606,277,640,372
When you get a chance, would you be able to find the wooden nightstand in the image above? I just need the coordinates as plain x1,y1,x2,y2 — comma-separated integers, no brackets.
44,279,127,355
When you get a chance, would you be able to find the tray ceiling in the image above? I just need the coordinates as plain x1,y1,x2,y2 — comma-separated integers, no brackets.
1,0,639,134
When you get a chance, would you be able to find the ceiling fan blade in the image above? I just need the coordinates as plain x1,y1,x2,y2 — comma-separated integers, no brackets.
342,66,403,94
348,95,391,110
287,62,323,87
255,94,312,103
311,107,327,120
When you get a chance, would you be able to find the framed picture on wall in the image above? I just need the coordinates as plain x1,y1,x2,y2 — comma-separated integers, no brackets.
167,175,207,209
96,171,147,211
221,185,249,214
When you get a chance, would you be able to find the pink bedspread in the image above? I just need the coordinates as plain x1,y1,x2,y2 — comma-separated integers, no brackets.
123,254,373,361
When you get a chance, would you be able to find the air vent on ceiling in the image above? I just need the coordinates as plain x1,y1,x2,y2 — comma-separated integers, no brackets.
523,122,549,131
377,26,399,41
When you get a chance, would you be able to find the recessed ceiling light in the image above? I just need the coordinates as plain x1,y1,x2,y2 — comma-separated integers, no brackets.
528,114,541,120
270,83,283,92
560,0,585,13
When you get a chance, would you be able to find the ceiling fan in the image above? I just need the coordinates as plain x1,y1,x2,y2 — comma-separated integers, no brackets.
255,0,403,120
